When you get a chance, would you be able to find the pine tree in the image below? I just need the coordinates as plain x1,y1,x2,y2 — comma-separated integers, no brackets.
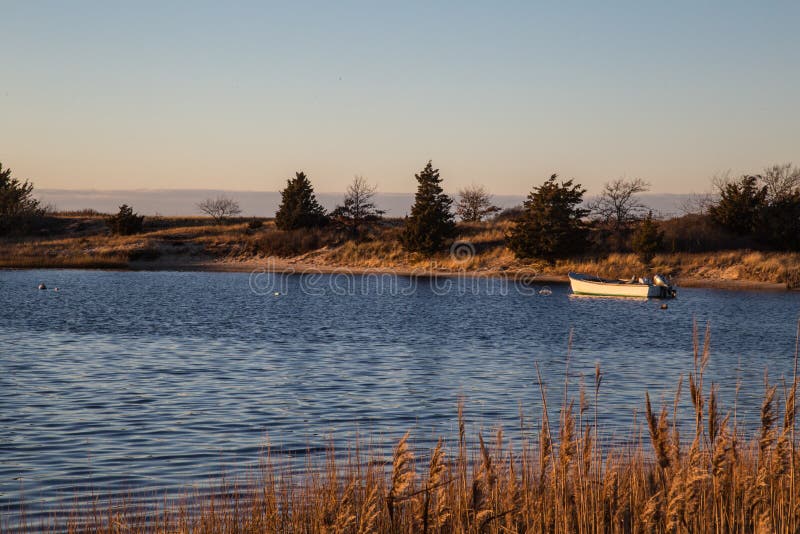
631,211,664,265
708,175,767,235
400,161,456,254
756,191,800,251
506,174,588,261
0,162,42,234
107,204,144,235
275,171,328,230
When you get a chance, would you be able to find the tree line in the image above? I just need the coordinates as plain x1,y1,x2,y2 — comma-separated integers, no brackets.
1,159,799,263
261,159,800,262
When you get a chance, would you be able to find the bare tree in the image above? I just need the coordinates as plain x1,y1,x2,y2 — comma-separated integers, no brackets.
588,177,651,250
761,163,800,202
455,184,500,222
197,195,242,224
679,192,716,216
331,176,384,235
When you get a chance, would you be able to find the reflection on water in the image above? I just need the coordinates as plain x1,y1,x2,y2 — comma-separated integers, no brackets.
1,269,799,521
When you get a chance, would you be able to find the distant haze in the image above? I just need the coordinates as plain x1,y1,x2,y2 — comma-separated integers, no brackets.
38,189,696,218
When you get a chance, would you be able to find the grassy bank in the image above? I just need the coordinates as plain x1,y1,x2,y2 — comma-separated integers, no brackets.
2,215,799,289
9,327,800,533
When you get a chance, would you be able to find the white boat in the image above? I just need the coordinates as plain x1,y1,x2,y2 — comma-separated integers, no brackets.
568,272,676,299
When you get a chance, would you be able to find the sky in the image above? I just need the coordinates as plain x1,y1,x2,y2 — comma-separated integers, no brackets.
1,1,798,196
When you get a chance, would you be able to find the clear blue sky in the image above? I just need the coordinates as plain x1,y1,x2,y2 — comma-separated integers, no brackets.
1,1,798,194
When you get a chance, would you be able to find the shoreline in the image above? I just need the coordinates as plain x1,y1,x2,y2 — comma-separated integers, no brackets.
3,218,797,292
145,258,794,291
6,256,783,292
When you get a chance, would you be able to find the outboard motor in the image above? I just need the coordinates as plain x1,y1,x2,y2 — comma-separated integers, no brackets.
653,274,676,298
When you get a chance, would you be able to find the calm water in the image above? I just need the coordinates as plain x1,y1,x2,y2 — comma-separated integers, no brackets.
1,269,799,521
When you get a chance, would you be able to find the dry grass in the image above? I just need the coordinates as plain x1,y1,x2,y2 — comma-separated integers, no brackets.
9,325,800,533
2,218,800,287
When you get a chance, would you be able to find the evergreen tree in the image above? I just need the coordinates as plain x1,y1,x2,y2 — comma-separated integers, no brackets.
756,191,800,251
708,175,767,235
507,174,589,261
0,162,42,234
400,161,455,254
275,172,328,230
107,204,144,235
631,211,664,265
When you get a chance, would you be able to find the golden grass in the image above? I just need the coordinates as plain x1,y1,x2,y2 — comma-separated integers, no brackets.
2,218,799,287
10,325,800,533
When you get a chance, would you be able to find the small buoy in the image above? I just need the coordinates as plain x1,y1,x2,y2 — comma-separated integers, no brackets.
660,303,668,310
273,291,281,296
54,287,60,292
38,283,47,290
538,286,552,296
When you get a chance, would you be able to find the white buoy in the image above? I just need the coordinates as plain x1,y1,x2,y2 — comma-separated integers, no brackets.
54,287,60,292
273,291,281,296
38,283,47,290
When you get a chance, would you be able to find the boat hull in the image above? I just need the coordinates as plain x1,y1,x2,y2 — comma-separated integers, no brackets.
568,273,670,298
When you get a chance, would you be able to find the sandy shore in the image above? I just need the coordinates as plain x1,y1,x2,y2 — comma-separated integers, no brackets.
125,257,792,291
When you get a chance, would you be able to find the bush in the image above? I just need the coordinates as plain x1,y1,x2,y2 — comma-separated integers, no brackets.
659,213,753,252
248,218,264,230
493,205,524,222
254,228,340,257
631,212,664,265
107,204,144,235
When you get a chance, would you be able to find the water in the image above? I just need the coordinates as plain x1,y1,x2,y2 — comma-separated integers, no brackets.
1,269,799,523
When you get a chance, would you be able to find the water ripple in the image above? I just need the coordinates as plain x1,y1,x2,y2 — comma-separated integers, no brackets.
1,269,799,524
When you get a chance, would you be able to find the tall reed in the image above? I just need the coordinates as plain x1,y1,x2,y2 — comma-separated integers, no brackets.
6,323,800,533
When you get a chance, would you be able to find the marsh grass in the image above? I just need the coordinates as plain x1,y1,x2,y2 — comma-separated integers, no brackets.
7,324,800,533
2,216,800,287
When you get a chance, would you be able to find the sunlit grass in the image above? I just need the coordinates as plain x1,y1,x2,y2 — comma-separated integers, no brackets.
2,217,799,288
7,325,800,533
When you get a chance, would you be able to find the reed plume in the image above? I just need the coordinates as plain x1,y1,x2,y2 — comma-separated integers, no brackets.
15,330,800,534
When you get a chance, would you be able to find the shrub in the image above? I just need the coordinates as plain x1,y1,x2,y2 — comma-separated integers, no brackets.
247,218,264,230
631,211,664,265
659,213,753,252
255,228,339,257
493,204,524,222
107,204,144,235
